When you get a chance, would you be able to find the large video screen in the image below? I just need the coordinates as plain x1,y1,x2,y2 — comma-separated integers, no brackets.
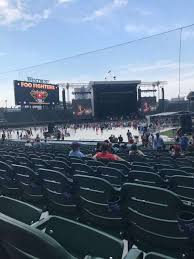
72,99,92,119
92,81,138,118
14,80,59,105
141,96,157,113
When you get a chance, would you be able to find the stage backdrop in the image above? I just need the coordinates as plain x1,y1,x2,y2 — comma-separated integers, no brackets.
14,80,59,105
92,81,140,118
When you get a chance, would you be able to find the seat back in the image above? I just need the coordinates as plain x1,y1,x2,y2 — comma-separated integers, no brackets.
121,183,190,256
74,174,121,223
13,164,36,185
0,196,42,225
36,215,124,259
170,175,194,202
49,160,72,177
72,163,95,176
97,166,123,186
130,171,164,187
37,168,72,193
132,165,154,173
108,162,129,177
122,183,183,220
159,169,189,178
0,214,73,259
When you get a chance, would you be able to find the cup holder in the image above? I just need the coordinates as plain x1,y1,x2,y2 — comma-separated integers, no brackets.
107,197,121,214
177,211,194,238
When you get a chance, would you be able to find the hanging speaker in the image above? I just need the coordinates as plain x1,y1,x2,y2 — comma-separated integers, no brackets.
180,114,192,134
138,88,141,108
62,89,66,110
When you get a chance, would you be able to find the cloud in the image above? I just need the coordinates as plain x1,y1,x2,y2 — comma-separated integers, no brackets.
134,8,152,16
0,0,51,29
114,60,194,98
0,52,7,56
83,0,128,22
57,0,74,4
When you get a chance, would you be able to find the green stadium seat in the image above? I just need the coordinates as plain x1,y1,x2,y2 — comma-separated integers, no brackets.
35,215,124,259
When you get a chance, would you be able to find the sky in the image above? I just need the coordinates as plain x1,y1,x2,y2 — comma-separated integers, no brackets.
0,0,194,106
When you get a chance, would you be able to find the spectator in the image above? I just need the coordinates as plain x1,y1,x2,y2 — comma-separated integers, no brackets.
129,144,144,160
25,140,32,148
1,131,6,143
93,142,122,161
170,139,181,158
180,134,189,152
69,142,85,158
118,135,123,143
153,133,164,151
127,130,132,141
33,139,41,149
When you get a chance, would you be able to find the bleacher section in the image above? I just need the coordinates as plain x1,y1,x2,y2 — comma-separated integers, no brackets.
1,109,73,127
0,141,193,258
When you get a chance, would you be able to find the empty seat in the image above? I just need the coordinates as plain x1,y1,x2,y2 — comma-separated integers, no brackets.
121,183,192,258
108,162,129,177
0,213,75,259
72,163,95,176
159,169,190,178
130,170,165,187
74,174,123,234
97,166,124,187
35,215,124,259
170,175,194,203
132,165,154,173
37,168,76,216
12,164,44,204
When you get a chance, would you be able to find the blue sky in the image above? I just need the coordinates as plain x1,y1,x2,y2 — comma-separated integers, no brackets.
0,0,194,106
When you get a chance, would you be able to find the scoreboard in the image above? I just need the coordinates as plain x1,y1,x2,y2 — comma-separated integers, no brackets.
14,80,59,105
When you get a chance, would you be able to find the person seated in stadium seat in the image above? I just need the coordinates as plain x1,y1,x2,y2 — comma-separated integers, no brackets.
128,144,145,160
180,134,189,153
170,139,181,158
33,139,41,149
69,142,85,158
25,140,32,148
93,142,122,161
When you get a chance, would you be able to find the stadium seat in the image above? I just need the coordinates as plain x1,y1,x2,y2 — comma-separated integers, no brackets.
86,160,105,170
35,215,124,259
70,157,85,164
72,163,95,176
37,168,76,216
0,196,42,225
97,166,124,187
132,165,154,173
48,159,73,178
159,169,190,178
169,175,194,204
0,213,75,259
12,164,44,204
31,158,49,170
108,162,129,177
2,155,16,164
0,162,20,197
16,156,33,168
73,174,123,235
129,170,165,187
145,252,177,259
121,183,193,258
180,167,194,175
